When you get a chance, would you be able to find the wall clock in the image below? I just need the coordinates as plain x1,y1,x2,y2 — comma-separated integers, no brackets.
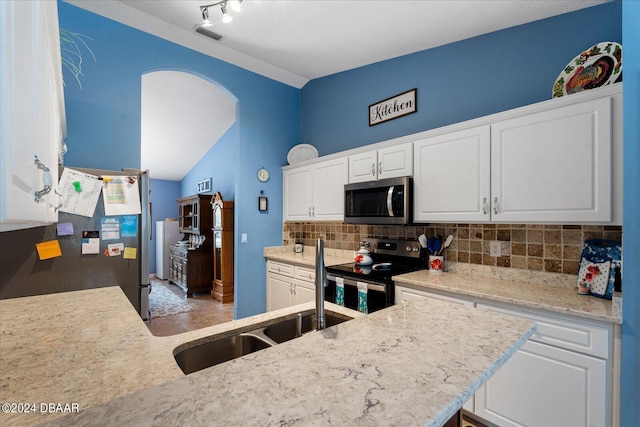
257,167,270,182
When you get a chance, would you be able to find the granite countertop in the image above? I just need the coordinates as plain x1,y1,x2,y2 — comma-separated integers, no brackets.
1,287,534,426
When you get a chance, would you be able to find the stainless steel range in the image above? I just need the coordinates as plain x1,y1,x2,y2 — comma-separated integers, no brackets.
324,237,424,313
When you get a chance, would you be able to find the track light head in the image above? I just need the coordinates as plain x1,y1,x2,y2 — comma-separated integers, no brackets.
200,1,239,26
221,4,232,23
200,7,212,27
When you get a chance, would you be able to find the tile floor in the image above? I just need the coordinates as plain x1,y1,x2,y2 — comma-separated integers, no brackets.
146,280,235,336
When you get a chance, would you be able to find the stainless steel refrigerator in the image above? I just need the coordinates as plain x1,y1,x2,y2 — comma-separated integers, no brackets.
0,168,151,320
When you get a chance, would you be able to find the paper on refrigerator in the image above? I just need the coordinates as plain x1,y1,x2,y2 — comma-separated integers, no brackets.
101,175,141,215
58,168,102,217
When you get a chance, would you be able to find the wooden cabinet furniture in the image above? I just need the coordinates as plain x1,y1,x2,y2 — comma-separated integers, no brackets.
210,192,234,303
394,283,617,426
348,142,413,183
178,195,213,235
171,194,213,296
266,260,315,311
283,157,348,221
168,246,212,296
413,90,621,224
1,0,66,232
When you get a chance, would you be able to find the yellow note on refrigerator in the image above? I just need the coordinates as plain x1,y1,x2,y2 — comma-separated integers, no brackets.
123,247,137,259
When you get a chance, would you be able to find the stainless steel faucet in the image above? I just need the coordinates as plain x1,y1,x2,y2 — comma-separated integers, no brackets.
315,237,327,330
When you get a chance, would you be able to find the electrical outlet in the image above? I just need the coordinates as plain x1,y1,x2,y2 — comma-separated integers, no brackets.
490,241,501,257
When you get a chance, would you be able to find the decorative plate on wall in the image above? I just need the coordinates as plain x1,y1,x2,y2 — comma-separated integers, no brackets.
552,41,622,98
287,144,319,164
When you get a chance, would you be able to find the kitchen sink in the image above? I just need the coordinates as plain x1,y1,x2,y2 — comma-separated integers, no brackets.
263,313,349,344
174,312,353,374
174,333,274,375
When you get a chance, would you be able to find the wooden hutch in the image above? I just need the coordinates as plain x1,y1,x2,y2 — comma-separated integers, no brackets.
210,192,234,303
168,194,213,296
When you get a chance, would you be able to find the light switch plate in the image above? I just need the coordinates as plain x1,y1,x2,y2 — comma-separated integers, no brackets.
241,233,248,243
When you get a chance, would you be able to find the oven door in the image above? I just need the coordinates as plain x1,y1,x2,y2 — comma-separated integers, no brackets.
325,274,393,313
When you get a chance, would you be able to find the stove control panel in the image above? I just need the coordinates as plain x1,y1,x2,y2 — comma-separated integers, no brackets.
361,237,422,259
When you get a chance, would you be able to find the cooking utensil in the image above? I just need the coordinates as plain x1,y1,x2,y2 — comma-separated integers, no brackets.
418,234,428,249
438,235,453,255
432,238,442,255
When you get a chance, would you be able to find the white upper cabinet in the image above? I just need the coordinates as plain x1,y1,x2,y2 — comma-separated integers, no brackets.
348,142,412,183
283,157,348,222
491,97,612,223
414,126,491,223
1,0,65,232
414,90,619,224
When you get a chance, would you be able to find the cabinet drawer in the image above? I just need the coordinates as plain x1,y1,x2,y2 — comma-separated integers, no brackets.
476,302,610,359
295,266,315,283
267,261,295,277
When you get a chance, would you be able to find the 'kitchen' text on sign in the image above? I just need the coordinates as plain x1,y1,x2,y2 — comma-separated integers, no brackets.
369,89,417,126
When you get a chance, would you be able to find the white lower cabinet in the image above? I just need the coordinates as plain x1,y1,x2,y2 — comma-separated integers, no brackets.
474,340,606,427
266,261,315,311
394,284,616,426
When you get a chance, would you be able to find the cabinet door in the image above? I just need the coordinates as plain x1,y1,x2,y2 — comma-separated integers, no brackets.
491,97,612,223
266,273,294,311
377,143,413,180
413,126,491,223
293,281,315,305
283,166,313,221
474,340,607,427
312,157,348,220
348,150,378,183
1,0,61,231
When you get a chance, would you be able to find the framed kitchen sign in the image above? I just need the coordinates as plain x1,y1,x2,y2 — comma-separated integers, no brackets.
369,89,417,126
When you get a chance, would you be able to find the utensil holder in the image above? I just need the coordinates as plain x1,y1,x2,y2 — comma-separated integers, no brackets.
428,255,444,273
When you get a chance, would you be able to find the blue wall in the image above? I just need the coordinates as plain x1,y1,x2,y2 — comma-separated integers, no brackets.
621,1,640,422
301,2,622,155
58,1,300,319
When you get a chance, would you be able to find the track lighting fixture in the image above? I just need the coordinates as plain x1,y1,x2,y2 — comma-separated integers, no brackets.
199,0,241,26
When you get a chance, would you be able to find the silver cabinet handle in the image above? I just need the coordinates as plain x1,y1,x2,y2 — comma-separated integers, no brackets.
482,197,488,215
308,207,312,217
312,206,315,217
378,161,382,176
371,163,376,176
34,155,52,202
493,197,499,215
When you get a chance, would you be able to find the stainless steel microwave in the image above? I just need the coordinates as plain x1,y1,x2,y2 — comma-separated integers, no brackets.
344,176,412,225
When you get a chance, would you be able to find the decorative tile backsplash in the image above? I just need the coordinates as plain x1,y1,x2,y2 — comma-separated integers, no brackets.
282,222,622,275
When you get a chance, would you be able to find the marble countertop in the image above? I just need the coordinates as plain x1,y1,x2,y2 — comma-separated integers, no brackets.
265,246,619,325
393,262,620,324
1,287,534,426
264,245,353,267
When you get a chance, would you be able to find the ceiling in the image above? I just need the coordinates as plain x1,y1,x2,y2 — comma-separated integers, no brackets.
66,0,610,89
63,0,610,181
